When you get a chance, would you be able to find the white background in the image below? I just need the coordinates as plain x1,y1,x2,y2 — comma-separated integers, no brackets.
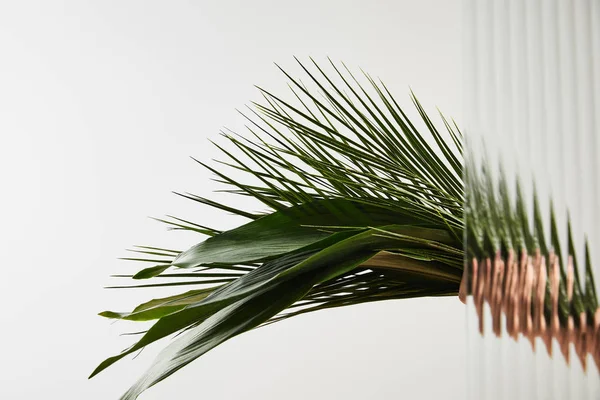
0,1,464,399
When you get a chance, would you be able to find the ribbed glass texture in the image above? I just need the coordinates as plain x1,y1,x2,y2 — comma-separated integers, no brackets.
464,0,600,399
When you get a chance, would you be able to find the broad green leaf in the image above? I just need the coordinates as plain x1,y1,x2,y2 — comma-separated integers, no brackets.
99,288,218,321
172,198,423,269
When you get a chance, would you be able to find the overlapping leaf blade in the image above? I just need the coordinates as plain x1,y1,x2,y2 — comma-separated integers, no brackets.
116,225,458,399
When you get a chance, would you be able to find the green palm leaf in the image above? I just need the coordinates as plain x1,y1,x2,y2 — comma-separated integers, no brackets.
92,59,598,399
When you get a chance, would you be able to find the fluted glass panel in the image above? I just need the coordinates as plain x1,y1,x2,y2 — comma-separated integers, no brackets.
463,0,600,398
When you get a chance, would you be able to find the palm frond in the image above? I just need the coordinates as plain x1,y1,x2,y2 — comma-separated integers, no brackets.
91,59,598,399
